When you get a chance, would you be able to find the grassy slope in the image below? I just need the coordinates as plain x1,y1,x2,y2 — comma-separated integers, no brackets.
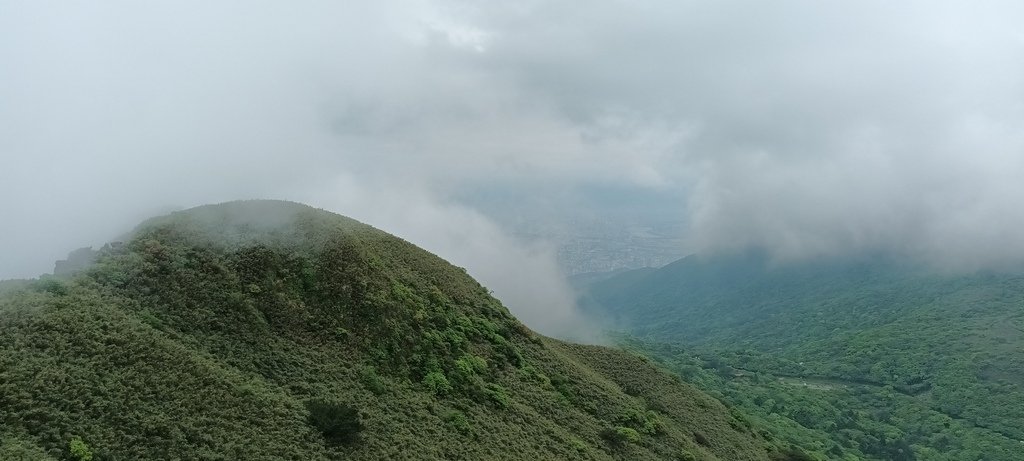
578,252,1024,460
0,201,784,460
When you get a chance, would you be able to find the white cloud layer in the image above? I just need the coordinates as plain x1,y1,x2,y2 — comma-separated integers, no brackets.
3,1,1024,332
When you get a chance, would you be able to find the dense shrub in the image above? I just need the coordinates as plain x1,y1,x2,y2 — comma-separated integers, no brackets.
769,447,818,461
423,371,453,395
442,410,472,435
68,437,93,461
483,383,510,408
675,450,698,461
601,426,642,446
616,408,665,435
305,400,363,447
358,365,387,395
0,435,54,461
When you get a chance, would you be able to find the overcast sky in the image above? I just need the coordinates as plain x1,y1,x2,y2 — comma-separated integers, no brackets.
3,1,1024,332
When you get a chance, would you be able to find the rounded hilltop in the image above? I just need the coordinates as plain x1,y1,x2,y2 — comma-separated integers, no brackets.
0,200,799,461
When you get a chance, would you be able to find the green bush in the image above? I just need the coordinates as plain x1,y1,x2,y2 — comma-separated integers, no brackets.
68,437,93,461
34,278,67,296
358,365,387,395
675,450,698,461
601,426,642,446
483,383,510,408
770,447,818,461
617,409,665,435
442,410,472,435
423,371,453,395
455,354,487,376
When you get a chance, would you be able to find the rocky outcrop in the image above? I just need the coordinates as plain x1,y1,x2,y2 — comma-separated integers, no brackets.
53,247,98,276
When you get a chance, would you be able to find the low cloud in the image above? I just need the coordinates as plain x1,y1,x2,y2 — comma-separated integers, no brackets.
0,0,605,337
2,2,1024,331
294,177,599,340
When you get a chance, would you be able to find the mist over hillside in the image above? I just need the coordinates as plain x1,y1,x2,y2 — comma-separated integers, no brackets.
5,0,1024,310
4,2,1024,459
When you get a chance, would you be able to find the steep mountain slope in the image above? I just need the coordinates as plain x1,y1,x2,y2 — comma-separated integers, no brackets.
577,252,1024,460
0,201,791,460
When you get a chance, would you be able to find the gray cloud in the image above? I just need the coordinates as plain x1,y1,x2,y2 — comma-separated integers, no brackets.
2,1,1024,333
462,0,1024,268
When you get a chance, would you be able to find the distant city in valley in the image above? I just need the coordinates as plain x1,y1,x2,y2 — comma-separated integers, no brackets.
458,184,689,275
532,218,686,275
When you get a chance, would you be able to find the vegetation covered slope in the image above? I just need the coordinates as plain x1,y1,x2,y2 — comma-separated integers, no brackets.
576,251,1024,460
0,201,789,460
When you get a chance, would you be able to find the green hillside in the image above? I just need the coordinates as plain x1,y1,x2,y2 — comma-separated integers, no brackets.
0,201,792,460
577,252,1024,460
0,279,29,295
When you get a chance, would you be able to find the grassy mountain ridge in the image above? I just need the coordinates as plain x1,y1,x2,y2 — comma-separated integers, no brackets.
0,201,789,460
577,252,1024,459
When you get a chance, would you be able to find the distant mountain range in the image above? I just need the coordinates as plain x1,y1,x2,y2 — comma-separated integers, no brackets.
576,251,1024,460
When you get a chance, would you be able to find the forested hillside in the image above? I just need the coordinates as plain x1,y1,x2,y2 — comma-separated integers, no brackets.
0,201,797,460
577,252,1024,460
